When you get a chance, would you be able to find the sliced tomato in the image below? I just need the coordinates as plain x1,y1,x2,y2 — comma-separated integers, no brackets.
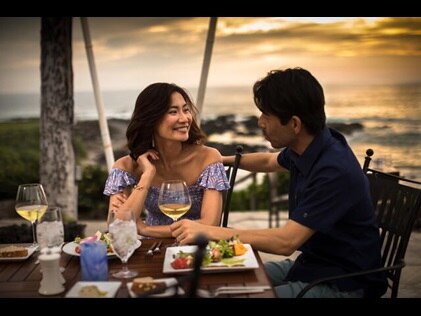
75,245,81,254
171,257,190,269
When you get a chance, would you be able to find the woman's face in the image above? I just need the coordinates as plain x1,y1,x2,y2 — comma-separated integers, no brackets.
155,92,192,143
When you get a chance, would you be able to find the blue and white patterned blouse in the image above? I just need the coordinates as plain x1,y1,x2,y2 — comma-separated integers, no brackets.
103,162,230,226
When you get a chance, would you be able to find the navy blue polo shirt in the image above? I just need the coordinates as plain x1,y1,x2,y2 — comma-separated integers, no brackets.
278,127,387,297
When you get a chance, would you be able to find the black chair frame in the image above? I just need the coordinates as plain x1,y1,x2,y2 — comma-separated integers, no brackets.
296,149,421,298
221,145,243,227
267,172,289,228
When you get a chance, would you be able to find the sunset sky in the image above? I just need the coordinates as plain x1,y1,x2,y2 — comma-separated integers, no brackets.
0,17,420,94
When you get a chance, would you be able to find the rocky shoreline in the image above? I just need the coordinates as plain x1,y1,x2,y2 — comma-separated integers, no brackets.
74,115,364,164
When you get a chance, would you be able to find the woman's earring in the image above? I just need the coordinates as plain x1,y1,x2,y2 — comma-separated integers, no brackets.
151,137,155,148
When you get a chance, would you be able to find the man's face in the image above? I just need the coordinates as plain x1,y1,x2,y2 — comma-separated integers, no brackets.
257,112,295,149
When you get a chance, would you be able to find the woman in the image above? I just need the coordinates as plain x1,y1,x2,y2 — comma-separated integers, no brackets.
104,83,229,238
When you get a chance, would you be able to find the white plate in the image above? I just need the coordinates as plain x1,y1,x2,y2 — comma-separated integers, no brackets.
62,240,141,257
65,281,122,298
0,246,36,262
163,244,259,274
127,278,184,298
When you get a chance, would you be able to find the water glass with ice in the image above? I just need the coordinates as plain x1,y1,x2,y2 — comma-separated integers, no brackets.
108,208,138,278
36,206,64,252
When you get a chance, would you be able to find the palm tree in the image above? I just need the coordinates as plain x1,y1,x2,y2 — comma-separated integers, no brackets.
40,17,76,219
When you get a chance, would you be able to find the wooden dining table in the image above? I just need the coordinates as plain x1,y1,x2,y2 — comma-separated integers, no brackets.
0,239,276,298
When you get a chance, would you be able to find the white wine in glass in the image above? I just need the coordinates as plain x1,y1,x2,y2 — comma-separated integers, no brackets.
158,180,192,222
15,183,48,249
158,180,192,247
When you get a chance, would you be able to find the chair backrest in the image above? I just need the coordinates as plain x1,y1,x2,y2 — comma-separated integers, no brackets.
363,149,421,298
221,145,243,227
267,172,289,228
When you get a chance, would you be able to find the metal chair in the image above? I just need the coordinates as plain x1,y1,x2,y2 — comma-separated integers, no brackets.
221,145,243,227
296,149,421,298
267,172,289,228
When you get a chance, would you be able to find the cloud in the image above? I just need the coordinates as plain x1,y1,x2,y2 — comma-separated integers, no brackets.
0,17,420,93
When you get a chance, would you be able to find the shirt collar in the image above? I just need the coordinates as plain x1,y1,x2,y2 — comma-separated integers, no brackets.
290,127,337,176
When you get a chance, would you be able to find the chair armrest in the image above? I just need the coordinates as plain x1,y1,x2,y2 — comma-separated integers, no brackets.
296,260,405,298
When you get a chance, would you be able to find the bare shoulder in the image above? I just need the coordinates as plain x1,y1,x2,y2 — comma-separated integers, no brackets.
197,145,222,164
112,155,135,173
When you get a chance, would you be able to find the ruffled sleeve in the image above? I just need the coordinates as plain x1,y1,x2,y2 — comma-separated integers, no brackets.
197,162,230,191
103,168,138,196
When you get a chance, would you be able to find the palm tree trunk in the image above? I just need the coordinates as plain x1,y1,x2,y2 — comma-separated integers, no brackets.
40,17,76,220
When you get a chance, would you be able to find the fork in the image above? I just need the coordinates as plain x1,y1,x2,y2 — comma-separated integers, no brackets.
153,241,162,254
197,286,271,298
146,242,157,256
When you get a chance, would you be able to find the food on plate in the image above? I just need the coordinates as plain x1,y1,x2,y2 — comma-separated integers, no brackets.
170,236,247,269
79,285,108,297
131,277,167,296
0,245,28,258
74,231,112,254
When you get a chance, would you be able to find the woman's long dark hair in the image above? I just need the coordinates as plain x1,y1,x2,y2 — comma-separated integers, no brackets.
126,83,206,161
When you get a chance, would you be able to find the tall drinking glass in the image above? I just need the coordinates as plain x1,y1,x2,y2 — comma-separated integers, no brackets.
158,180,192,246
108,208,138,278
15,183,48,249
36,206,64,252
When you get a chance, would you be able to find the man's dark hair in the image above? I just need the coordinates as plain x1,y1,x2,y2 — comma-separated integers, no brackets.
253,67,326,135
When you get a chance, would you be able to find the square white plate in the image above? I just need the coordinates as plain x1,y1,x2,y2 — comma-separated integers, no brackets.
127,278,184,298
163,244,259,274
0,246,36,262
65,281,122,298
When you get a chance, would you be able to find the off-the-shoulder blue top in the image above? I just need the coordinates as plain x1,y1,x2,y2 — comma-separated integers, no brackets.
103,162,230,226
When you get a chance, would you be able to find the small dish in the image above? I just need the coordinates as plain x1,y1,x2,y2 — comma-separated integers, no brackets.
62,240,141,258
65,281,122,298
127,278,184,298
0,246,36,262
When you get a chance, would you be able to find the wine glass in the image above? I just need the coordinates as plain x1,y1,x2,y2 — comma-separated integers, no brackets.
108,208,138,278
158,180,192,246
36,206,64,252
15,183,48,249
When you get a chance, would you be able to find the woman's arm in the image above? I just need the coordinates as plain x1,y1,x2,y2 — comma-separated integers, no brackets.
195,189,223,226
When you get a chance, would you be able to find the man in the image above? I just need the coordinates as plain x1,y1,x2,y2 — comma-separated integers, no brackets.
170,67,387,298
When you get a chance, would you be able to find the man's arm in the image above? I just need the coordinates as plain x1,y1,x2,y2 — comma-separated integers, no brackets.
171,219,314,256
222,152,286,173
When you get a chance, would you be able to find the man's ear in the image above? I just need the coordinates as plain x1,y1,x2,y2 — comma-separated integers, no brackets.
290,115,302,134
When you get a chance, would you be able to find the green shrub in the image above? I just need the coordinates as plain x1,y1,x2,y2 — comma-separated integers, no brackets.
0,119,40,198
77,165,109,219
230,172,289,211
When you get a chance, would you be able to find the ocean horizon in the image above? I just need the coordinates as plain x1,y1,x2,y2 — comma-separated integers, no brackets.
0,83,420,181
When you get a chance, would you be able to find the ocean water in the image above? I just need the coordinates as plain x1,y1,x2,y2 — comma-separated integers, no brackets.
0,84,420,181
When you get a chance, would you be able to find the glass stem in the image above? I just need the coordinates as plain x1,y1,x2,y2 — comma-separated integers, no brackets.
31,221,37,247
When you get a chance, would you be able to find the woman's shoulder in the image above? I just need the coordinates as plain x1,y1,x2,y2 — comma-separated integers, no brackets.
195,145,222,164
113,155,136,173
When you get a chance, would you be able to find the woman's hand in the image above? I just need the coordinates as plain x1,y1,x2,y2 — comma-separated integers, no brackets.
110,192,127,211
136,150,159,177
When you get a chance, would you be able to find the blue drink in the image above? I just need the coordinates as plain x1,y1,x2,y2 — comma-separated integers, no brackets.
80,241,108,281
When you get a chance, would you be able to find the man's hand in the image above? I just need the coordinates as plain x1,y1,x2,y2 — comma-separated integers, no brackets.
170,219,208,245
